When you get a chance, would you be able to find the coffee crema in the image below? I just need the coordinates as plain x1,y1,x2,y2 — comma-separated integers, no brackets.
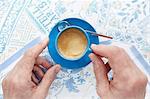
57,28,88,59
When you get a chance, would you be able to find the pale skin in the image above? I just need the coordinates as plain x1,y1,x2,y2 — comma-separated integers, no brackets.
2,38,61,99
89,44,148,99
2,38,148,99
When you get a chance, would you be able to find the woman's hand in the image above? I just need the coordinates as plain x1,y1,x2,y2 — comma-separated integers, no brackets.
2,38,60,99
89,44,148,99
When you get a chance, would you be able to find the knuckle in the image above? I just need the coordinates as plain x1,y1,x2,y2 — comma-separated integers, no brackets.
10,77,18,85
93,63,100,71
142,74,148,84
129,73,148,88
11,77,25,87
48,75,55,82
119,47,125,53
96,89,101,97
2,73,11,87
117,47,125,54
110,46,126,61
130,78,138,86
126,80,137,90
111,46,123,56
96,85,101,96
2,78,7,87
2,77,18,88
138,73,148,85
96,85,108,98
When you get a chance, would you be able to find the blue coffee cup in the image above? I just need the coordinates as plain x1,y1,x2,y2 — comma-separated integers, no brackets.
48,18,99,69
56,21,92,60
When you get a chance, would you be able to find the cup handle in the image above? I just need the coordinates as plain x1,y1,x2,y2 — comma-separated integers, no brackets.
57,21,70,32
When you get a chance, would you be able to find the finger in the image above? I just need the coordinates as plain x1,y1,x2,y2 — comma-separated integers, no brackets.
91,44,130,71
33,65,44,79
35,56,52,69
89,53,109,92
31,73,39,85
19,38,49,70
91,44,117,58
24,38,49,59
37,65,60,95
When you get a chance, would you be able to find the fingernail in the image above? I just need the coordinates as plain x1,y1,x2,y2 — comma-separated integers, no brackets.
55,65,61,73
88,53,93,59
91,44,97,49
89,53,95,62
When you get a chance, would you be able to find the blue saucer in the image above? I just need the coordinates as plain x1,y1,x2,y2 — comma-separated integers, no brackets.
48,18,99,69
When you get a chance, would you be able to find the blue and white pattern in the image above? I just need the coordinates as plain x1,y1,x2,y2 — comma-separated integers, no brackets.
0,0,29,53
0,0,150,99
26,0,150,63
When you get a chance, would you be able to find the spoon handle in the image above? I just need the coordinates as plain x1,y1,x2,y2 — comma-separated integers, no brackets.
85,30,113,39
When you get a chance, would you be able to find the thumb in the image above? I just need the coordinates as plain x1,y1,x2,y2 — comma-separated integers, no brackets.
89,53,109,96
37,64,60,96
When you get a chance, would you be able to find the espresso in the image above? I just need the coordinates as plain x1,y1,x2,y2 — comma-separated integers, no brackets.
57,28,88,59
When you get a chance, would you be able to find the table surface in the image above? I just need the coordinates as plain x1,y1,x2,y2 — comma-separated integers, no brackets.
0,0,150,99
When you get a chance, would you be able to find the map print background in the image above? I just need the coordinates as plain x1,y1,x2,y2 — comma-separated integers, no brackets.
0,0,150,99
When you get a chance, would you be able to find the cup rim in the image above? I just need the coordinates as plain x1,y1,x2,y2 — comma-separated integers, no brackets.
55,26,90,61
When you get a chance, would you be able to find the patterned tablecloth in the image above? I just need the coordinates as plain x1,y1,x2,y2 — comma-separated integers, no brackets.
0,0,150,99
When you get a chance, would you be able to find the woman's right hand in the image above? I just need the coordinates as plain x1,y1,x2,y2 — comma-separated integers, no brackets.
89,44,148,99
